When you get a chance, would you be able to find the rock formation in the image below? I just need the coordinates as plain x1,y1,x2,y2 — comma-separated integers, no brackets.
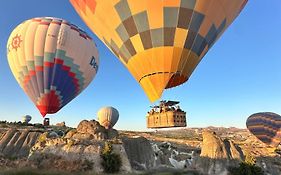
122,136,155,170
55,121,66,127
195,130,244,175
65,120,118,140
122,137,196,171
28,120,131,173
200,130,244,160
1,123,280,174
0,128,42,158
152,142,195,169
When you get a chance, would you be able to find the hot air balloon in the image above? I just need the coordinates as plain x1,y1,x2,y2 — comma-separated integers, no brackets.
7,17,99,117
246,112,281,147
70,0,248,102
22,115,32,123
97,106,119,129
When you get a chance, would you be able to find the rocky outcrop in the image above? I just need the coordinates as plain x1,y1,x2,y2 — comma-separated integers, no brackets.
29,138,102,172
152,142,195,169
0,129,17,153
200,130,244,160
65,120,118,140
224,139,244,160
122,136,155,170
55,121,66,127
195,130,244,175
0,129,41,158
28,120,131,173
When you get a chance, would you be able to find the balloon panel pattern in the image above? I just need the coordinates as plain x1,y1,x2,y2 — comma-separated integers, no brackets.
246,112,281,147
70,0,248,102
7,17,99,117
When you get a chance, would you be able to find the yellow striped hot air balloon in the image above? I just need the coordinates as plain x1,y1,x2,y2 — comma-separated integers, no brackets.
7,17,99,117
70,0,248,102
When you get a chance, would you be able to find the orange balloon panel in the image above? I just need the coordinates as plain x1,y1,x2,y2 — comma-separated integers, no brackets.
70,0,248,102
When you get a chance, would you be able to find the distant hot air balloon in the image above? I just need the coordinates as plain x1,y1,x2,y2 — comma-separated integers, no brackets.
246,112,281,147
7,17,99,117
97,106,119,129
70,0,248,102
22,115,32,123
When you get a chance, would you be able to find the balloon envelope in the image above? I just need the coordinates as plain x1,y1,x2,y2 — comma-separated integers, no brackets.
22,115,32,123
70,0,248,102
246,112,281,147
97,106,119,129
7,17,99,117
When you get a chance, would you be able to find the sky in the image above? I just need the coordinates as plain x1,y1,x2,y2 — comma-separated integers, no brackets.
0,1,280,131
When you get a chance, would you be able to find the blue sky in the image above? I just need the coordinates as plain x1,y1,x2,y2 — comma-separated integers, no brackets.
0,1,280,131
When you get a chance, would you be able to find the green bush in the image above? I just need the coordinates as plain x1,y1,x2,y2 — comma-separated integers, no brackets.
100,141,122,173
38,132,48,143
245,153,256,165
228,162,264,175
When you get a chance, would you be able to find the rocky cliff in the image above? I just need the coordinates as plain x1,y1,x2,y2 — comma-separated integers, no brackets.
28,120,131,173
1,123,281,174
0,128,42,158
200,130,244,160
122,136,155,170
65,119,118,140
194,130,244,175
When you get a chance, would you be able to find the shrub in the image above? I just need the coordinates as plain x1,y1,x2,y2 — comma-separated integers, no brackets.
245,153,256,165
100,141,122,173
81,159,93,171
228,162,264,175
38,132,48,143
229,154,264,175
66,139,74,148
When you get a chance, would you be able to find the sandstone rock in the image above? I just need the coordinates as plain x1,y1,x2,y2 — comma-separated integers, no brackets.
71,132,94,140
169,158,188,169
26,120,128,173
55,121,66,127
122,136,155,170
11,130,30,157
107,128,119,139
18,132,41,157
29,137,132,173
0,129,41,158
64,129,76,139
3,131,21,157
0,128,17,153
200,131,228,159
224,139,244,160
77,120,106,136
112,144,132,172
72,120,118,140
29,137,101,172
196,130,244,175
48,131,59,139
151,142,195,170
194,156,230,175
200,130,244,160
